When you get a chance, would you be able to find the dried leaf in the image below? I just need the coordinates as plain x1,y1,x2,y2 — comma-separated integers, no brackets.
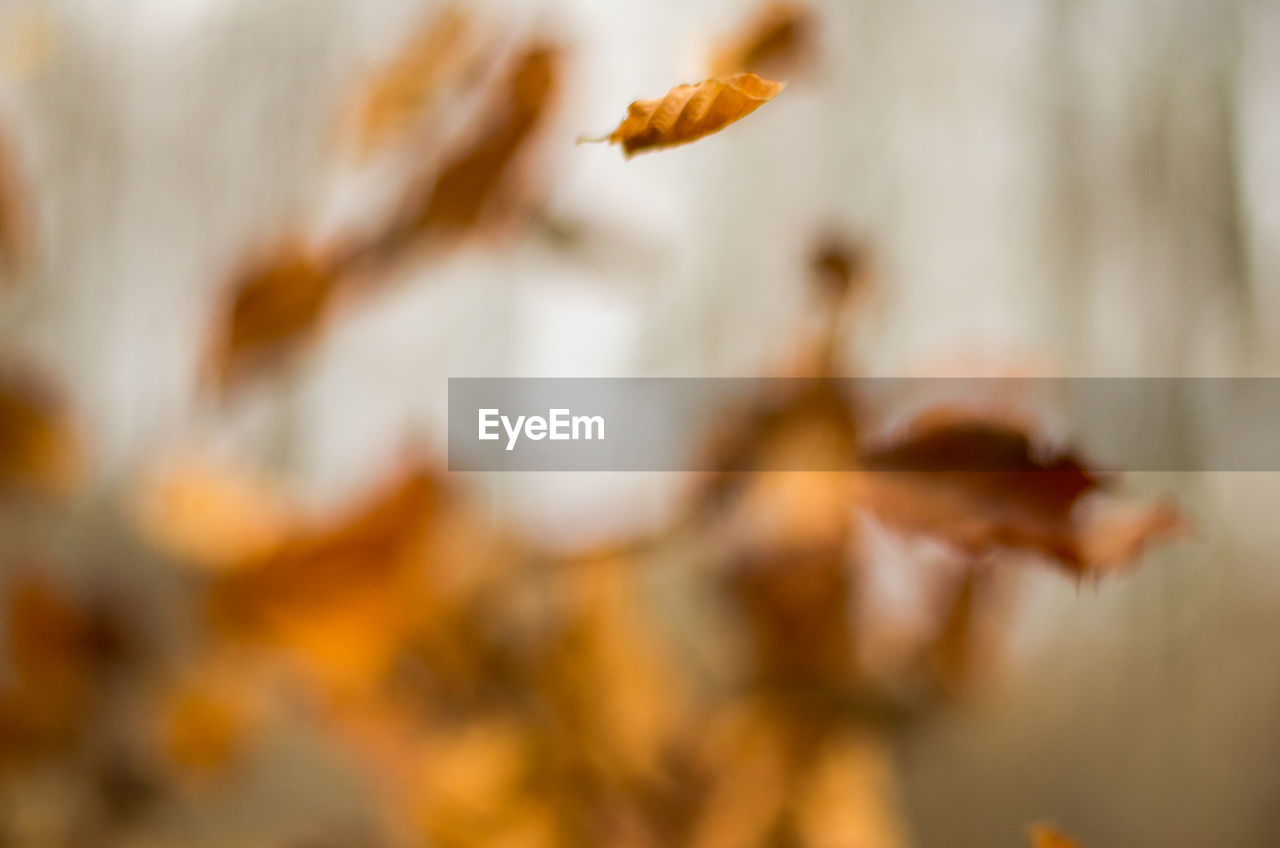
582,73,784,157
855,409,1182,574
204,241,337,392
709,3,816,79
365,44,560,264
0,361,81,496
348,6,484,157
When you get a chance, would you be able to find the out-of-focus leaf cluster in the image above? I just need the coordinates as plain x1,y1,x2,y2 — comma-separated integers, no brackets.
0,4,1175,846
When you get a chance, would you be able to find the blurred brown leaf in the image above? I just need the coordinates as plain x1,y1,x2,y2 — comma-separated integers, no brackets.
208,44,560,392
855,409,1181,574
364,44,561,266
0,362,81,496
0,571,126,765
348,6,484,157
809,235,869,308
582,73,784,157
207,464,440,695
0,127,32,281
709,3,816,79
204,240,338,393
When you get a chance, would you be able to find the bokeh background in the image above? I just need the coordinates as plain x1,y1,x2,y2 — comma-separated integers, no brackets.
2,0,1279,846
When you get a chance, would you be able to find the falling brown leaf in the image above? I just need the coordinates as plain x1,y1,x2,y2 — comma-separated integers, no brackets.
581,73,784,157
1029,822,1084,848
347,6,485,157
0,128,32,282
855,409,1182,574
709,2,816,79
0,361,81,496
204,240,338,393
360,44,560,268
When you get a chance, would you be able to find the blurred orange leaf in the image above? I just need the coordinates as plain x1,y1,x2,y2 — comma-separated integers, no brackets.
0,127,31,281
582,73,784,157
207,465,440,694
349,6,482,157
366,44,560,264
134,453,299,570
204,241,337,393
709,2,816,79
159,667,258,777
0,362,81,496
855,410,1183,574
0,571,125,763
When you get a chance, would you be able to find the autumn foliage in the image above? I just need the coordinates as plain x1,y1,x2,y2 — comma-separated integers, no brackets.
0,3,1186,847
